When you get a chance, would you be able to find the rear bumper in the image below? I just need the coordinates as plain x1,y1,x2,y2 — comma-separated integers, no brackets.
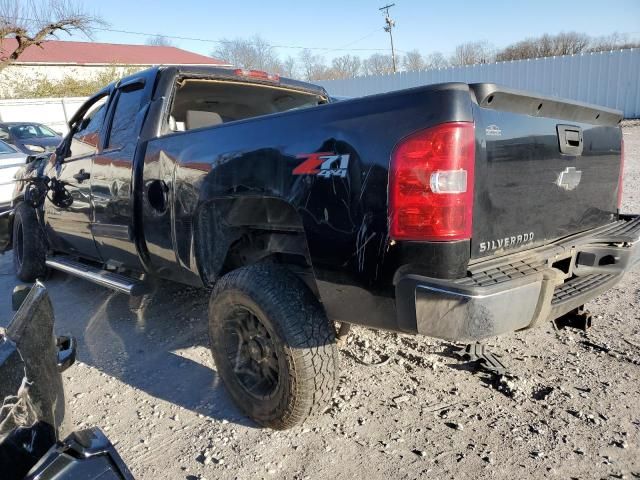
395,215,640,341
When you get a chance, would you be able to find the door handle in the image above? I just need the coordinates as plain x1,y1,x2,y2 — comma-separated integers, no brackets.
556,125,583,155
73,169,90,183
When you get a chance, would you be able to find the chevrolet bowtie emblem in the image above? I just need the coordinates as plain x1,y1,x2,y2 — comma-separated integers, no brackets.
557,166,582,191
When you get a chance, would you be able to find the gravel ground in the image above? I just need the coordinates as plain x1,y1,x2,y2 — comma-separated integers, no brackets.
1,126,640,480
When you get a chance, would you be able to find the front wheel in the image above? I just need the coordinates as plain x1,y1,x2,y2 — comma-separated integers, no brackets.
208,264,338,429
13,202,47,282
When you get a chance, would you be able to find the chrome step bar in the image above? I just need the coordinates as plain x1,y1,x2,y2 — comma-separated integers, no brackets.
45,256,148,296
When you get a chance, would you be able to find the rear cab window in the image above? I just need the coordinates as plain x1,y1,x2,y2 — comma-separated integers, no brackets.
167,77,326,133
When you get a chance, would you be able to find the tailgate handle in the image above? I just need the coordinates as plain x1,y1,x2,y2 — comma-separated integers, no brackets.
557,124,583,155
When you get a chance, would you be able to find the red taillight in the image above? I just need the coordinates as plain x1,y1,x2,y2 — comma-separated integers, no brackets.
389,122,475,241
233,69,280,82
617,136,625,210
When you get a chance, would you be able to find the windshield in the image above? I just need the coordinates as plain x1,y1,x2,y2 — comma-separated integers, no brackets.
9,124,58,139
0,140,17,154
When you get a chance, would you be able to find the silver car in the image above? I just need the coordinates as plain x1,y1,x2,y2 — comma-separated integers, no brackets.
0,139,28,211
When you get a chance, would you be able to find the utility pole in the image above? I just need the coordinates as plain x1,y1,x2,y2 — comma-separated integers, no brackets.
379,3,397,73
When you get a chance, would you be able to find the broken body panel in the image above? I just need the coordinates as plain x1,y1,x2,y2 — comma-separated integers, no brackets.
0,283,132,480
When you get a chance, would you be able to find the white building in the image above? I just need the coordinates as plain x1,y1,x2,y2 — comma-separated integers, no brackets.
0,39,230,131
0,39,230,97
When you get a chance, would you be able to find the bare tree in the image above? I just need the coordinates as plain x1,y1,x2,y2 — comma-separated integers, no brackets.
213,35,283,73
281,55,297,78
362,53,394,76
497,32,591,61
329,54,361,79
425,52,449,69
298,49,329,81
145,34,175,47
553,32,590,56
450,41,495,66
0,0,103,70
496,39,538,61
403,49,425,72
403,50,449,72
589,32,640,52
589,33,625,52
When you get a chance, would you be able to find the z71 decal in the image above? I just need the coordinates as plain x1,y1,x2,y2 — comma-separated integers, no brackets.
293,152,350,178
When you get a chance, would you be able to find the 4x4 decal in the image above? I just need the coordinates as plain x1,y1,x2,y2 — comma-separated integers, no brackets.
293,152,349,178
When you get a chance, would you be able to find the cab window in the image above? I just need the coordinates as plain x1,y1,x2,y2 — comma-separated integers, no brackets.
67,95,109,158
107,84,145,150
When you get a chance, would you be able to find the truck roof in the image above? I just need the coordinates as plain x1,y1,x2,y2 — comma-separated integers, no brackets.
115,65,328,99
171,65,327,96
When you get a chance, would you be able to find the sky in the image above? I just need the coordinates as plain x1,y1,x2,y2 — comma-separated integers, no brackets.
81,0,640,61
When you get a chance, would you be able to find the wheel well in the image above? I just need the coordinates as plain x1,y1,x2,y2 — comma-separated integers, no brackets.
194,197,318,295
0,210,14,252
0,197,27,252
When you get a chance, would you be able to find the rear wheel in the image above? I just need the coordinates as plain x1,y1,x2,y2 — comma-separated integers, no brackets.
208,264,338,429
13,202,47,282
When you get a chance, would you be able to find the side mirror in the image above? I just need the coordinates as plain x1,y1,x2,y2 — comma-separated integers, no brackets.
12,284,32,311
54,137,71,164
26,155,37,164
56,335,77,372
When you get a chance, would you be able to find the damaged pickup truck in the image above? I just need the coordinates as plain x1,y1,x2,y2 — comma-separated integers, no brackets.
1,66,637,429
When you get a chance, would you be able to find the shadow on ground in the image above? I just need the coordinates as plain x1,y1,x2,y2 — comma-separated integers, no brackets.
0,255,255,427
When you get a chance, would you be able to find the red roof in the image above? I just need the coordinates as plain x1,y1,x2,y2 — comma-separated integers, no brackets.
0,39,228,66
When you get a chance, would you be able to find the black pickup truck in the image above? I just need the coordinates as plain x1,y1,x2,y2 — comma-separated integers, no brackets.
1,66,637,429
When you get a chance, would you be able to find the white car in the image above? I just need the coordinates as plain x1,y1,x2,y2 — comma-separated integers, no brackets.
0,139,28,211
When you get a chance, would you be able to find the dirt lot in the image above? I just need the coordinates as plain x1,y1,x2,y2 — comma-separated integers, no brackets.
1,126,640,480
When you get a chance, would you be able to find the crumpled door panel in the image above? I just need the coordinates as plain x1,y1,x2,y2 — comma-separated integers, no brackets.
0,282,132,480
0,281,65,479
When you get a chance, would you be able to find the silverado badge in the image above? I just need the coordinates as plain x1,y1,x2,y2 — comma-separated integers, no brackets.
479,232,535,253
485,124,502,137
556,166,582,191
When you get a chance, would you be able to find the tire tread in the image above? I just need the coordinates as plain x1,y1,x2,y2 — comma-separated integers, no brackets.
13,202,47,282
209,264,338,429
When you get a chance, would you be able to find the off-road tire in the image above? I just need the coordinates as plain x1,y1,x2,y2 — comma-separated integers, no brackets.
13,202,47,282
208,264,338,429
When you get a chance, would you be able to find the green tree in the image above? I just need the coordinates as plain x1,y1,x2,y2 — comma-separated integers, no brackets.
1,65,141,99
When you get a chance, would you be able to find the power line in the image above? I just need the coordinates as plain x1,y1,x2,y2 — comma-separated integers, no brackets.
97,26,393,52
0,15,396,53
330,28,383,52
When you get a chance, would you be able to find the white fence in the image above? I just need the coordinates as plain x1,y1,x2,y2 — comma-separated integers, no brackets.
0,96,88,134
1,50,638,128
316,49,640,118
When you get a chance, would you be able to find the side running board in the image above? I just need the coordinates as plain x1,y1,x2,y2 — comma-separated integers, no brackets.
45,256,149,296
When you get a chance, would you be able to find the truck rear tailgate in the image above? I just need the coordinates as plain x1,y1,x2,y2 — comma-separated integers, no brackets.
469,84,623,260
